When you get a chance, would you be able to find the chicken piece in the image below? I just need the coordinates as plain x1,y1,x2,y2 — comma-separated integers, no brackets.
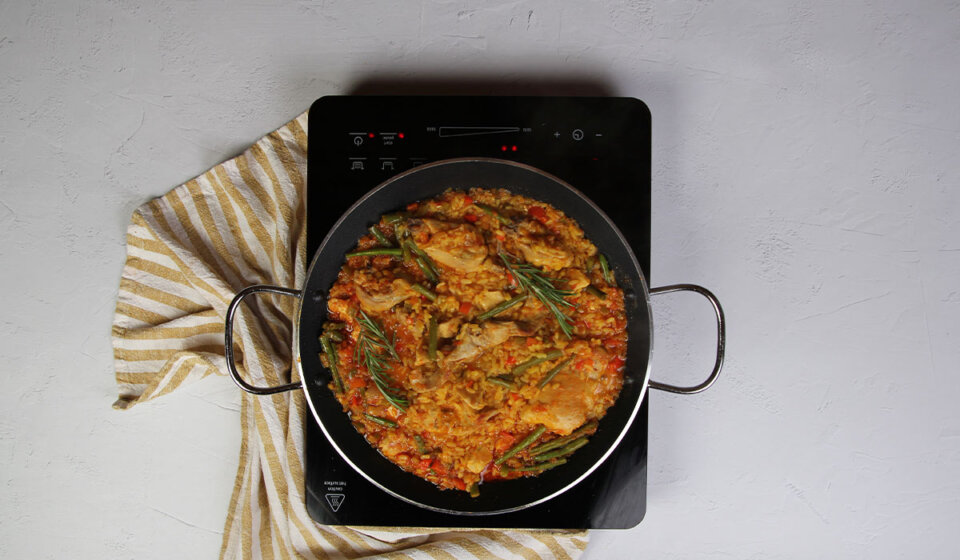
437,317,462,339
377,433,411,459
406,404,479,437
516,237,573,270
326,298,355,321
416,223,488,272
353,278,417,312
520,369,595,435
454,383,486,411
408,367,442,391
412,218,447,234
571,344,612,380
478,407,500,423
465,447,493,474
412,349,429,367
475,290,507,311
444,321,529,363
558,268,590,292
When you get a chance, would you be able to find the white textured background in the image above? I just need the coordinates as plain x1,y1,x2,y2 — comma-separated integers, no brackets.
2,1,959,558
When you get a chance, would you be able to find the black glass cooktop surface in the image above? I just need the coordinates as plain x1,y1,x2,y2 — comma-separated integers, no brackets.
304,96,650,529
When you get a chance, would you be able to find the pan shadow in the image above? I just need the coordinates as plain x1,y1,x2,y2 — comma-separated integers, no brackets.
347,73,615,97
342,73,693,509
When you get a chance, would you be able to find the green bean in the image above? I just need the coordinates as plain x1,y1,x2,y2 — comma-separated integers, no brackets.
325,330,344,343
585,285,607,299
323,322,345,331
403,239,438,282
501,458,567,474
427,316,438,361
412,283,438,302
511,350,564,376
407,238,435,268
494,425,547,465
394,222,411,258
468,482,480,498
476,293,528,321
537,357,574,389
368,225,391,246
473,202,512,225
413,255,437,283
414,434,429,454
532,436,589,462
382,212,408,224
346,248,403,258
528,421,598,455
363,413,398,428
599,254,613,284
406,240,439,282
319,334,344,393
486,376,514,388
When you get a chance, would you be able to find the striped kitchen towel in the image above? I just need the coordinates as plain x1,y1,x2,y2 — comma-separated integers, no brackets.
111,111,589,559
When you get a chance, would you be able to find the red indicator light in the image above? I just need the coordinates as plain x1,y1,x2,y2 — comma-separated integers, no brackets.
511,145,517,152
501,145,507,152
368,133,375,138
398,132,405,139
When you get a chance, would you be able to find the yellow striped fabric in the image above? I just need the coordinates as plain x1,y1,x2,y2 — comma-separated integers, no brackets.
111,112,590,559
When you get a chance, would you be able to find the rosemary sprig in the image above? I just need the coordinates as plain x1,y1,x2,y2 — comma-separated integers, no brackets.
355,310,408,411
499,251,575,337
356,310,399,360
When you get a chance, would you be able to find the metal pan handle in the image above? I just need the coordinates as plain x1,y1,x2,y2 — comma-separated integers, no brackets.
648,284,726,395
224,284,303,395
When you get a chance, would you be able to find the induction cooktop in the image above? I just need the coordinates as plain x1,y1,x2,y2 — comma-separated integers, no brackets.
304,96,650,529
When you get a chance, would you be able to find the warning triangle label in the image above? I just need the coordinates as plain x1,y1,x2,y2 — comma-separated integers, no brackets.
325,493,345,512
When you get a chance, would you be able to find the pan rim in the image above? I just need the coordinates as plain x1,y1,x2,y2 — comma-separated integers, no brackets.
294,157,653,515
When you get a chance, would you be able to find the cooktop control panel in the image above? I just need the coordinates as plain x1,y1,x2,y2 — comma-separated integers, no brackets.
308,96,651,272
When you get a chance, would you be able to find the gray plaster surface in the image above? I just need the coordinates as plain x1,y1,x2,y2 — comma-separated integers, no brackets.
1,1,959,558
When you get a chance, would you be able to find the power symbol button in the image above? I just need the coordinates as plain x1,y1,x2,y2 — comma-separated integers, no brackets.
572,129,584,141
